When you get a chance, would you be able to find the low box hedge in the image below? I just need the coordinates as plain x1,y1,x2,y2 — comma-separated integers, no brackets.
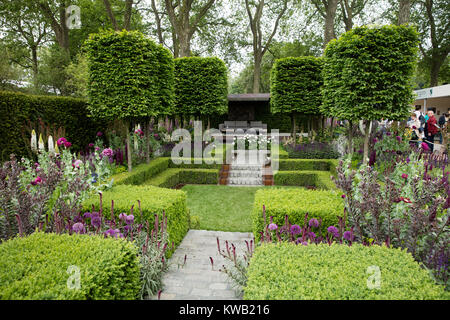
252,188,344,238
169,158,222,169
110,157,170,185
84,184,188,254
144,168,219,188
0,232,140,300
244,242,450,300
275,159,332,171
273,170,335,190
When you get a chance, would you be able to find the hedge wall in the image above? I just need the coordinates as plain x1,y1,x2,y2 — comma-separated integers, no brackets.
0,91,104,161
270,56,323,116
110,157,170,186
244,242,449,300
275,159,332,171
174,57,228,117
0,232,140,300
83,184,188,255
252,188,344,238
144,168,219,188
273,171,335,190
85,30,174,120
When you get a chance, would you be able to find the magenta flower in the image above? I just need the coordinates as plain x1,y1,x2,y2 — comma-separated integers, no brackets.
290,224,301,235
31,176,42,186
72,222,85,234
268,223,278,231
88,143,94,148
341,194,346,199
396,136,402,142
386,132,392,136
97,131,103,137
101,148,114,158
308,232,316,239
421,142,430,151
57,137,67,146
401,173,408,179
308,218,319,228
64,141,72,148
373,138,378,143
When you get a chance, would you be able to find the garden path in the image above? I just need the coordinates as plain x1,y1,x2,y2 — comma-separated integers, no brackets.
152,230,253,300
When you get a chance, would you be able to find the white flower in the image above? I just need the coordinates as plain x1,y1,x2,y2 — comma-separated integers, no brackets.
31,130,37,152
48,135,55,155
38,134,45,152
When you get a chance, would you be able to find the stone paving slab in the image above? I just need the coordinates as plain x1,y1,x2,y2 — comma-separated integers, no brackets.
152,230,254,300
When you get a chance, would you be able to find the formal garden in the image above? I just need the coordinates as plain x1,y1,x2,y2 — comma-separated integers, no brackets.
0,20,449,301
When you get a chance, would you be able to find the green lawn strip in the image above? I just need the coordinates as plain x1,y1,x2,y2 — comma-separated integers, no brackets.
182,185,301,232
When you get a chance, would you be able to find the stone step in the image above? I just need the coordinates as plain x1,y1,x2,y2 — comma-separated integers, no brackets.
228,170,262,178
227,177,262,185
230,165,262,171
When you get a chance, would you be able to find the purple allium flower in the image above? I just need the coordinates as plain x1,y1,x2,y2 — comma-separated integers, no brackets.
290,224,301,235
101,148,114,158
57,137,67,146
125,214,134,225
105,228,119,237
327,226,339,237
343,230,353,241
301,241,308,246
308,218,319,228
421,142,430,151
97,131,103,137
406,157,410,163
91,214,101,228
268,223,278,231
119,213,127,221
386,132,392,136
396,136,402,142
72,222,85,234
358,149,363,154
308,232,316,239
401,173,408,179
83,212,92,219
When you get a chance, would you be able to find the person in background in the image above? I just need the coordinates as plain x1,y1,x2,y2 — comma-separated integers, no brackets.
408,113,423,145
438,113,448,144
426,110,438,152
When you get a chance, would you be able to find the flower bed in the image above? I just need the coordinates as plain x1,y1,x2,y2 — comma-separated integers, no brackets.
0,232,140,300
83,184,188,255
252,188,344,239
244,242,450,300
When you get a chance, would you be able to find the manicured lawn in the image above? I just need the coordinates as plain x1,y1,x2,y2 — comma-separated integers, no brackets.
182,185,300,232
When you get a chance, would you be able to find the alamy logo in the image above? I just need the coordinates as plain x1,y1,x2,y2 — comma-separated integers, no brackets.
66,5,81,30
366,265,381,290
67,265,81,290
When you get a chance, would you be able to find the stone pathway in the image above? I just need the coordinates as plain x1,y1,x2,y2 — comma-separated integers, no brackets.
153,230,253,300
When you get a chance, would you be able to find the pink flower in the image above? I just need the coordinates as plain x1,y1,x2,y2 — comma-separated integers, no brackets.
101,148,114,158
31,176,42,186
421,142,430,151
73,160,83,168
88,143,94,148
64,141,72,148
341,194,346,199
57,137,67,147
97,131,103,137
401,173,408,179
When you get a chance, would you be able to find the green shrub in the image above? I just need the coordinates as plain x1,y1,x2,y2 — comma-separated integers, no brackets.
174,57,228,117
252,188,344,238
85,30,174,120
169,158,222,169
189,215,201,229
244,242,449,300
83,184,188,253
144,168,219,188
276,159,331,171
0,90,104,161
0,232,140,300
110,157,170,185
273,170,335,190
271,56,323,116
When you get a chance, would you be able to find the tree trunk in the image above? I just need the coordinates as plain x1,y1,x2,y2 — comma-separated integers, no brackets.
398,0,411,25
31,46,39,91
126,121,132,172
179,32,191,57
430,56,443,87
363,120,371,164
253,54,262,93
348,120,353,154
323,0,339,48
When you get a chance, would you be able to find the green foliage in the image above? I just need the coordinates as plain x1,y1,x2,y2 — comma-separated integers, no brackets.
273,171,335,190
85,30,174,120
244,242,450,300
252,188,344,238
270,56,323,116
0,90,104,161
321,25,419,121
189,215,201,229
0,232,140,300
144,168,219,188
110,157,170,186
174,57,228,116
83,184,188,254
276,159,333,171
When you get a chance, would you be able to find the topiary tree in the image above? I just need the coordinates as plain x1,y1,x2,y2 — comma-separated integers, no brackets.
85,30,174,171
321,25,419,163
174,57,228,128
270,56,323,144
